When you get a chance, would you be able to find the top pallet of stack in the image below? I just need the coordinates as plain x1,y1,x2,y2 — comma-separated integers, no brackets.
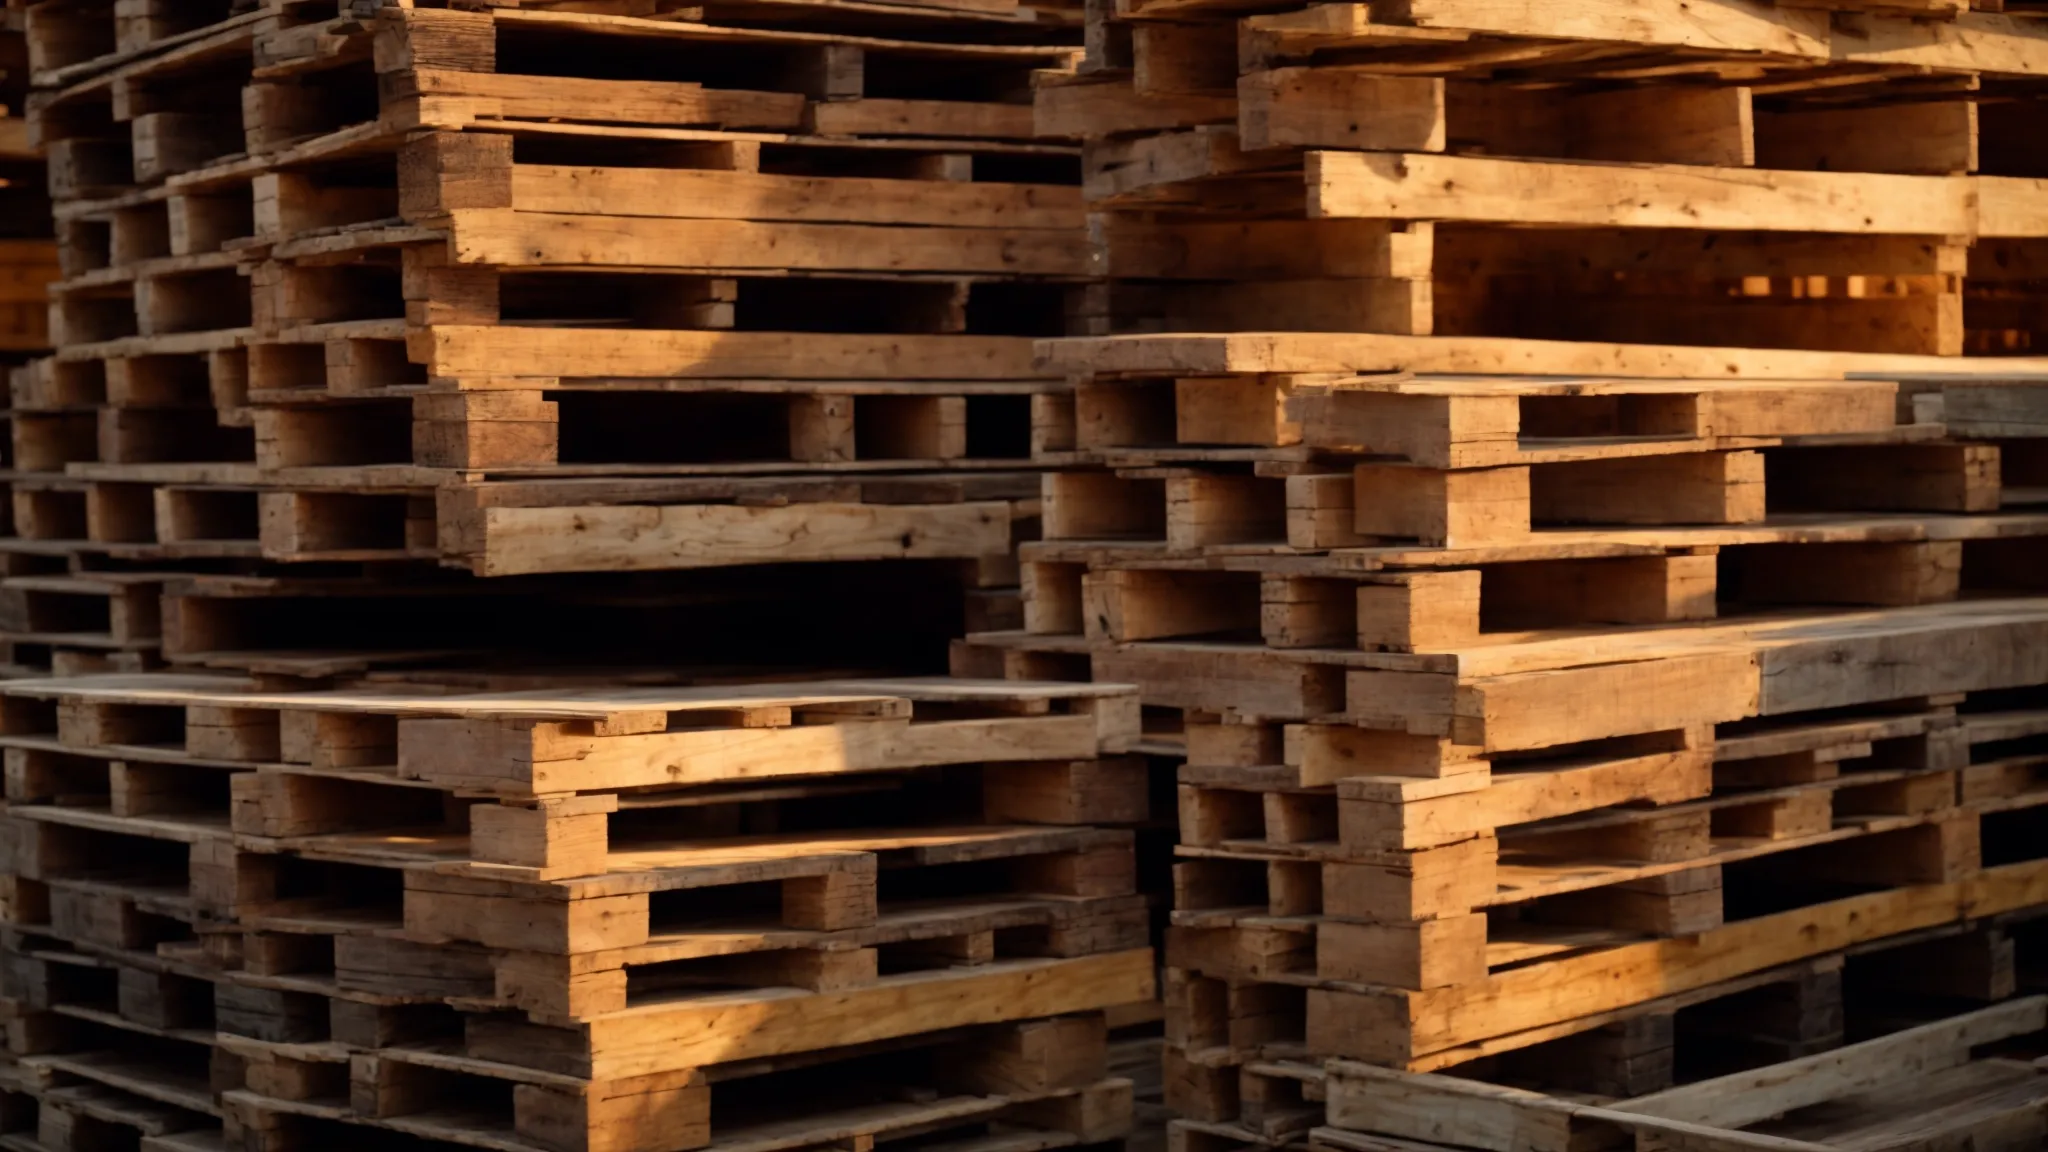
15,0,1079,92
1037,0,2048,365
29,2,1082,203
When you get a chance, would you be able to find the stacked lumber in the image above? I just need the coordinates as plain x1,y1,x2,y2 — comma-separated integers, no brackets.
0,671,1161,1152
946,1,2048,1146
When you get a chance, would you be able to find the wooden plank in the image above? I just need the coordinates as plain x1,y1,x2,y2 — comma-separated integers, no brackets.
1094,643,1342,720
419,326,1040,379
398,68,807,130
460,501,1014,576
0,673,1026,722
1238,70,1446,152
401,713,1105,792
1614,998,2048,1127
808,98,1036,139
1379,0,1831,57
1320,1069,1835,1152
1339,740,1712,850
1830,10,2048,76
444,211,1090,275
1308,152,1978,235
1978,176,2048,239
1370,596,2048,686
1321,1065,1591,1152
1319,1083,1830,1152
509,166,1085,230
1458,653,1754,751
1750,601,2048,715
1034,332,2048,380
1943,381,2048,437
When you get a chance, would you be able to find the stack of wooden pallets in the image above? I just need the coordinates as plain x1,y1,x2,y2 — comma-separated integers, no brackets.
12,1,2048,1151
945,1,2048,1149
0,4,1184,1152
0,672,1158,1152
957,366,2048,1150
6,0,1091,613
0,0,1112,675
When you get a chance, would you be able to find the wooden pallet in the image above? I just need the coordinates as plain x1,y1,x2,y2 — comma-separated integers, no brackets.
1041,373,1906,465
1132,672,2048,1069
21,0,1071,106
51,104,1081,286
221,1017,1135,1152
1042,332,2048,399
1033,456,2042,567
29,6,1078,201
241,377,1058,475
0,930,1140,1152
1172,707,2028,988
0,671,1146,994
1039,538,2046,658
1040,0,2048,357
24,4,1097,510
1156,834,2048,1074
0,669,1140,791
1164,955,1858,1144
435,471,1039,576
3,466,1041,582
1315,995,2048,1152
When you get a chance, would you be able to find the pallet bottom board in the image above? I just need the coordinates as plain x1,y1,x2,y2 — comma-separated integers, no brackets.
223,1075,1132,1152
